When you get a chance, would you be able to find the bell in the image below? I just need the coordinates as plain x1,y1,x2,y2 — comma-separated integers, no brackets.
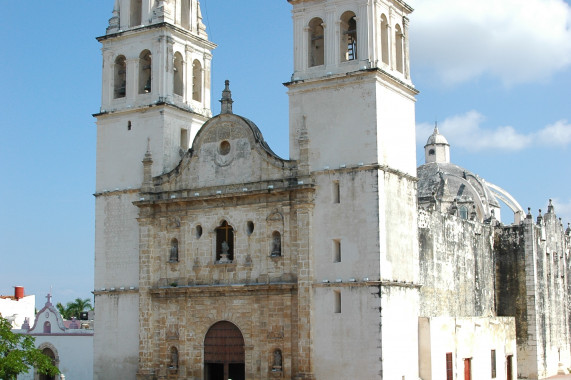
144,78,151,93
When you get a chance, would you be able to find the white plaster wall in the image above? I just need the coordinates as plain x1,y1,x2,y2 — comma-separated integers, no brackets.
376,80,417,176
312,169,381,282
17,335,93,380
419,317,517,380
312,286,383,379
380,286,419,380
93,293,139,380
288,74,379,170
0,295,35,329
96,107,206,191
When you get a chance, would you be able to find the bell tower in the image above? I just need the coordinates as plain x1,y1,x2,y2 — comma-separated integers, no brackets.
93,1,215,379
286,0,420,379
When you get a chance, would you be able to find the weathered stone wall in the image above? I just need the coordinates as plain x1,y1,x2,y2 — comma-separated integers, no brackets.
418,209,495,317
493,207,571,379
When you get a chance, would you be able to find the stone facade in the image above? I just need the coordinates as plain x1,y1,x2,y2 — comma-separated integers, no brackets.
93,1,571,379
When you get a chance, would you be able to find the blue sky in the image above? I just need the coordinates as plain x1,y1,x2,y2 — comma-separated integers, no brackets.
0,0,570,308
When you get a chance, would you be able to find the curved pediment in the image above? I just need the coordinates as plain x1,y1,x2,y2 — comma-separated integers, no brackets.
151,113,297,192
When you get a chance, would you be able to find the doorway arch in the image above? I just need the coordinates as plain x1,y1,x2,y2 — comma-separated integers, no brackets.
204,321,245,380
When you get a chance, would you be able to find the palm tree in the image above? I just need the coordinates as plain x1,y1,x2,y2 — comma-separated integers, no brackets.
56,298,93,320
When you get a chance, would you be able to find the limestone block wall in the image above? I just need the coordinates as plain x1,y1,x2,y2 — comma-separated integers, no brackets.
418,209,496,317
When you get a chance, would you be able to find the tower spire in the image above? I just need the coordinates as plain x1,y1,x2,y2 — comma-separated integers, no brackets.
220,80,234,114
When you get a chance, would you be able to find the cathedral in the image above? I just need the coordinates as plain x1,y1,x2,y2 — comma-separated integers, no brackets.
93,1,571,379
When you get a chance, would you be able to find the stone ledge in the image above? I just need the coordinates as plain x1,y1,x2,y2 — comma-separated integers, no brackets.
149,282,297,297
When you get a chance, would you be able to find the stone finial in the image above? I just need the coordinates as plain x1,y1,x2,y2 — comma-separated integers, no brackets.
566,223,571,236
220,80,234,114
548,199,554,214
142,139,153,191
537,209,543,225
21,317,30,331
527,207,532,219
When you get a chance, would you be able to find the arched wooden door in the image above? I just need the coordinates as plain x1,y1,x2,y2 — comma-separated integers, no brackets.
204,321,245,380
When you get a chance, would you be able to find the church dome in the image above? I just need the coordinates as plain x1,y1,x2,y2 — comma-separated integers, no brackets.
425,127,449,146
417,161,501,222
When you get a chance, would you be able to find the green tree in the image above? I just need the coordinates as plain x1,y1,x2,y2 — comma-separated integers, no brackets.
0,316,59,379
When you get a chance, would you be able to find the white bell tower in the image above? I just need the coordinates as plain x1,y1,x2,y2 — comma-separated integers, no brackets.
93,1,215,379
286,0,420,379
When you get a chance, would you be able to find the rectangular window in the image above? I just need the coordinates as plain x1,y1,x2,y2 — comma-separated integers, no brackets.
463,358,471,380
491,350,496,378
180,128,189,151
334,291,341,313
333,240,341,263
446,353,453,380
333,181,340,203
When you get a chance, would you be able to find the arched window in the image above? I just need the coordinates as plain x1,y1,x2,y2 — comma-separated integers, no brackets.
130,0,142,27
173,52,184,97
459,206,468,220
139,50,152,94
192,59,202,102
114,55,127,99
395,24,404,73
308,18,325,67
43,321,51,334
169,346,179,372
216,221,234,262
380,14,389,65
181,0,191,30
340,11,357,62
169,238,179,262
271,231,282,256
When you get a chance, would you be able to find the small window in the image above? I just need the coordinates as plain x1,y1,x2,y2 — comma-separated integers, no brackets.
334,291,341,313
428,149,435,156
139,50,152,94
333,240,341,263
43,321,51,334
127,121,132,131
308,18,325,67
169,239,179,262
446,353,453,380
173,52,184,97
180,128,189,151
333,181,340,203
114,55,127,99
340,12,357,62
246,221,254,235
491,350,496,378
271,231,282,256
216,220,234,262
192,60,202,102
459,206,468,220
196,225,203,239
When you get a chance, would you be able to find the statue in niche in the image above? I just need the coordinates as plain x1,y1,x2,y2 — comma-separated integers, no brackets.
272,349,282,371
220,241,231,262
170,239,179,262
271,232,281,256
169,347,179,370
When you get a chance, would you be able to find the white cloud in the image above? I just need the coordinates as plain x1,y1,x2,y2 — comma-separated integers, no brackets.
417,111,571,151
408,0,571,86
